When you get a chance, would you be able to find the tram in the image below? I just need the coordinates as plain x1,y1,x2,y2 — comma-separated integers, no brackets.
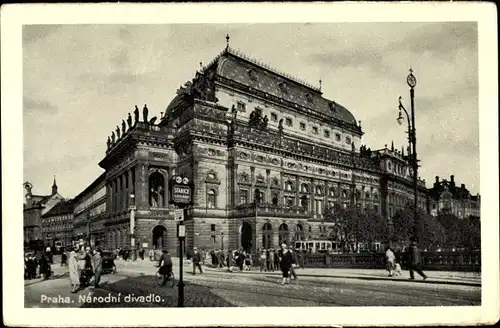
294,240,340,253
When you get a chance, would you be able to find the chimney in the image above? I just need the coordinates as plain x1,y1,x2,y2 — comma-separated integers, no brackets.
450,175,455,187
461,184,465,189
435,176,439,183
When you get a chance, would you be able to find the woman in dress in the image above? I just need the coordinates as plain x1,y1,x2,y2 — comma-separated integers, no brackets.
69,245,82,293
279,243,293,285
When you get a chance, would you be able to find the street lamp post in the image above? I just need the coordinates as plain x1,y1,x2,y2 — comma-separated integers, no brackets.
221,231,224,250
397,68,419,241
129,194,137,261
86,211,91,246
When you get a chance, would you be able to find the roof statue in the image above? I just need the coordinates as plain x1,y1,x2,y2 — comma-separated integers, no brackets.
143,104,149,123
122,119,126,135
134,105,140,124
116,125,121,139
107,136,111,149
111,131,116,143
127,113,133,129
149,116,157,125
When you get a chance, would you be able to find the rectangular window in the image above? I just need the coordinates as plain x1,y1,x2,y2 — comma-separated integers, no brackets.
312,126,318,135
237,102,246,112
335,133,341,141
285,117,293,127
240,190,248,204
324,130,330,138
271,113,278,122
299,122,306,130
211,224,216,231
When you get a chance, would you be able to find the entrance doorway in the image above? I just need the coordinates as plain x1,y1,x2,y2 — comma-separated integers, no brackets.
241,221,253,252
152,225,167,250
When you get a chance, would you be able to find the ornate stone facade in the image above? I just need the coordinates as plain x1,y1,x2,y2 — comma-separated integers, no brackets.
96,46,433,255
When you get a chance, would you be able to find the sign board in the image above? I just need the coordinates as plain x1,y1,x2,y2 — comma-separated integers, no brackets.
169,175,193,206
171,185,191,204
174,209,184,222
177,224,186,238
142,243,148,248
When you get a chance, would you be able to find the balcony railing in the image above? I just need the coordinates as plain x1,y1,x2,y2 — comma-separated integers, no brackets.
234,202,309,218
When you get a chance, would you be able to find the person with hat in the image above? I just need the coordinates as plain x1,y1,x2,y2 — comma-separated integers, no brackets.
158,249,173,285
69,245,83,293
192,247,203,275
407,240,427,280
92,247,103,288
279,243,293,285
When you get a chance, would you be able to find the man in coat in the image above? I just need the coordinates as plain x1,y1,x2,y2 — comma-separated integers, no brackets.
192,247,203,275
407,240,428,280
92,248,103,288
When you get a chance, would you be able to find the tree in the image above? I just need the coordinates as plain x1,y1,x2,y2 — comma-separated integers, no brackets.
392,207,446,251
324,204,388,252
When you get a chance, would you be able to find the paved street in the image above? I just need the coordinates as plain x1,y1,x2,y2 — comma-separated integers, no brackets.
25,257,480,308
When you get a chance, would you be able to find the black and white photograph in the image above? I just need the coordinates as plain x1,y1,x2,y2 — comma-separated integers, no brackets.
2,2,498,327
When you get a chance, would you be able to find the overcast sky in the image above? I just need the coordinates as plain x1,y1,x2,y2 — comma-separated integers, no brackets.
23,23,479,198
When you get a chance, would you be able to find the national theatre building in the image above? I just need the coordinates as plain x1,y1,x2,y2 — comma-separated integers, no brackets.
97,41,429,255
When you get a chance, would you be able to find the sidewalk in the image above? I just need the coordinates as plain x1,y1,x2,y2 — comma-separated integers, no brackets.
114,258,481,287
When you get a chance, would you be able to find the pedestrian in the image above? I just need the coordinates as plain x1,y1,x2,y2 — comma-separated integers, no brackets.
149,249,154,261
61,250,68,267
259,250,267,272
69,245,82,293
227,249,233,272
279,244,293,285
385,247,396,277
158,249,173,286
81,247,93,287
39,253,51,280
46,245,53,264
274,249,280,271
289,248,298,280
268,249,274,271
407,240,427,280
92,248,103,288
237,250,245,271
192,247,203,275
139,248,145,260
299,249,305,269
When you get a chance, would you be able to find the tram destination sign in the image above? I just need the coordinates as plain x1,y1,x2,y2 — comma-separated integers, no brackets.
169,175,193,205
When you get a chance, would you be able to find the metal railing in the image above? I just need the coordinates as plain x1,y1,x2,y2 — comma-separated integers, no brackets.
304,251,481,272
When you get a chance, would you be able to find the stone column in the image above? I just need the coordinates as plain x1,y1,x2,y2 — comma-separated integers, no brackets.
106,182,112,215
250,166,255,202
310,178,315,215
294,175,299,206
266,169,271,204
135,163,148,210
128,169,134,202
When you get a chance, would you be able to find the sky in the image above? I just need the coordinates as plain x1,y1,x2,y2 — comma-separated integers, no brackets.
23,22,479,198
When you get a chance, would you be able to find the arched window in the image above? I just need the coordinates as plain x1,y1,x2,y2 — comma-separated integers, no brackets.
301,183,309,193
295,224,305,241
207,189,217,209
328,187,336,197
149,172,165,207
284,181,293,191
254,188,264,203
279,223,289,245
271,192,279,206
262,223,273,249
300,195,309,211
365,192,370,199
315,186,323,195
342,189,348,199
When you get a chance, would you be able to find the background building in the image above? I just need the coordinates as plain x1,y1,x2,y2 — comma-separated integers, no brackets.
72,173,106,247
40,199,74,249
428,175,481,218
23,178,64,247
